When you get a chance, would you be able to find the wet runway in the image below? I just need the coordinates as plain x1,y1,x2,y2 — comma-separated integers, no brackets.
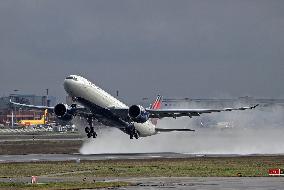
0,152,282,163
0,153,197,163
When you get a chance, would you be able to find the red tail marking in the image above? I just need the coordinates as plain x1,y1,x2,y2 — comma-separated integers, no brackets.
150,95,162,125
151,95,162,110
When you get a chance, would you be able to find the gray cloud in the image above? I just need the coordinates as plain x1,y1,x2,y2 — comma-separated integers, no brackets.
0,0,283,102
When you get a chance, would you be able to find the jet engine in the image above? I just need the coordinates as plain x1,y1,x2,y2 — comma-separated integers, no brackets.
54,103,74,121
128,105,149,123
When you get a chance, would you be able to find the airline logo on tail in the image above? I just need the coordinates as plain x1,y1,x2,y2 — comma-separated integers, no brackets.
150,95,162,110
150,95,162,125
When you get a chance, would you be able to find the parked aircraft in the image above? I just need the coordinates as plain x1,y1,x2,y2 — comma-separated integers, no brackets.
10,75,258,139
18,109,48,127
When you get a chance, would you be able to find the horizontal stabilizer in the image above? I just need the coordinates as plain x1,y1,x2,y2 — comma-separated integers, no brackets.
155,128,195,132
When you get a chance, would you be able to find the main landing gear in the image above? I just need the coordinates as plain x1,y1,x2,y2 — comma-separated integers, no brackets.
127,124,139,139
85,117,97,138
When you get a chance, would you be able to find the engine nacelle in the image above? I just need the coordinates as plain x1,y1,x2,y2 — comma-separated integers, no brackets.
128,105,149,123
54,103,74,121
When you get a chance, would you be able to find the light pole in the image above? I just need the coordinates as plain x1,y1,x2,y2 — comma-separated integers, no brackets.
10,89,19,127
46,88,49,106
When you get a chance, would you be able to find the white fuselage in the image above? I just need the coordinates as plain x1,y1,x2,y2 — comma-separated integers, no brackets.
63,75,156,137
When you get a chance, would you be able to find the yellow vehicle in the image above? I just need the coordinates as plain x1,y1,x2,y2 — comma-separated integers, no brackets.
18,109,48,127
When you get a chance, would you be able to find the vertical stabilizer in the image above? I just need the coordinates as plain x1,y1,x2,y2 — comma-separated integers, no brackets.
150,95,162,109
150,95,162,125
41,109,48,124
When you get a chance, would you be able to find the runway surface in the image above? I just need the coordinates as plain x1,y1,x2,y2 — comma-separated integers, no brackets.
0,133,83,141
0,176,283,190
0,152,282,163
0,153,197,163
121,177,284,190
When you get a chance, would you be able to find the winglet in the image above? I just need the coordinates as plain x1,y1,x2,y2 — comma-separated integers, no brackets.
252,104,259,109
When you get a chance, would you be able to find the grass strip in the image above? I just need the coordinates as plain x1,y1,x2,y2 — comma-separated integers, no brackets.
0,181,130,190
0,156,283,178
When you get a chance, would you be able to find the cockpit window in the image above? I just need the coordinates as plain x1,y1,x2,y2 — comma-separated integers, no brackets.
66,76,78,81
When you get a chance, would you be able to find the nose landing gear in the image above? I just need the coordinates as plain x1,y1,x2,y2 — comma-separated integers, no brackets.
85,117,97,138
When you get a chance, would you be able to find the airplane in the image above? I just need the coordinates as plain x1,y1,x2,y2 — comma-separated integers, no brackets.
10,75,258,139
18,109,48,127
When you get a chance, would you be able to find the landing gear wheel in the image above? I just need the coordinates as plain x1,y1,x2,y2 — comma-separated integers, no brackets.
87,133,92,138
92,132,97,138
85,127,90,133
127,124,139,140
134,133,139,139
85,117,98,139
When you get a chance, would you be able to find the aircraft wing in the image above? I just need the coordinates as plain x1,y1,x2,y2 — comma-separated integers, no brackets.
9,99,54,111
146,104,259,119
9,99,88,114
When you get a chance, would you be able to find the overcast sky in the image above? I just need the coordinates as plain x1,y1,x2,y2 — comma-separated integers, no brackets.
0,0,283,103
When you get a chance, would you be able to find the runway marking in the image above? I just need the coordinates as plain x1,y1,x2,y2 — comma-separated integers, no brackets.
149,156,162,158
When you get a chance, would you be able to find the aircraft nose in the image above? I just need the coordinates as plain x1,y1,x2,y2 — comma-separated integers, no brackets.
64,78,73,94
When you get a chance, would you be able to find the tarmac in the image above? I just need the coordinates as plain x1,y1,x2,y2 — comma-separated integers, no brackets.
0,176,283,190
116,177,284,190
0,128,51,134
0,153,197,163
0,152,279,163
